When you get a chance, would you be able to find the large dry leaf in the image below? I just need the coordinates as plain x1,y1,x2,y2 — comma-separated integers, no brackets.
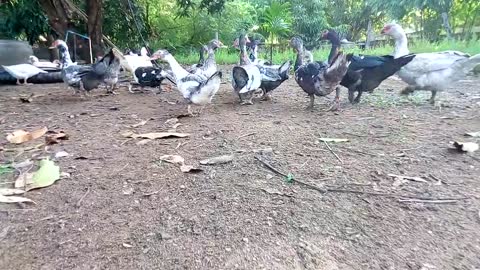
45,131,69,145
7,127,48,144
319,138,349,143
200,154,234,165
15,159,60,191
180,165,203,173
465,131,480,137
452,141,479,153
132,120,148,128
160,155,185,164
0,194,35,204
135,132,190,140
0,188,25,196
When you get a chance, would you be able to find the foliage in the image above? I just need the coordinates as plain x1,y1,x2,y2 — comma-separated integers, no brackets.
0,0,50,44
291,0,329,49
176,0,230,16
258,0,292,45
1,0,479,53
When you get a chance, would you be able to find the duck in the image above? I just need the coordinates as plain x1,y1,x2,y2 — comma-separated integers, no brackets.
121,47,153,82
191,39,225,78
322,29,415,104
150,49,222,116
128,66,172,94
188,45,208,74
248,47,291,100
290,36,350,110
102,48,123,94
1,63,47,85
381,23,480,104
232,33,262,105
53,40,119,95
28,56,60,70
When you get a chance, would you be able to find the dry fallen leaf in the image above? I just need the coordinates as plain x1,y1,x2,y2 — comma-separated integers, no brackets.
136,139,151,146
180,165,203,173
0,188,25,196
200,154,234,165
19,93,34,103
45,131,69,145
388,174,428,183
465,131,480,138
134,132,190,140
132,120,148,128
7,127,48,144
165,118,179,125
160,155,185,164
0,194,35,204
452,141,479,153
319,138,349,143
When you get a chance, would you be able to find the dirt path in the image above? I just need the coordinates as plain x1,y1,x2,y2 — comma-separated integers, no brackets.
1,68,479,270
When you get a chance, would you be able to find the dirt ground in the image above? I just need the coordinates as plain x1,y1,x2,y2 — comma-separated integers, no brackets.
1,66,480,270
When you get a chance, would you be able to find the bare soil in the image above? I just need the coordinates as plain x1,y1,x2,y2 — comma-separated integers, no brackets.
1,66,480,270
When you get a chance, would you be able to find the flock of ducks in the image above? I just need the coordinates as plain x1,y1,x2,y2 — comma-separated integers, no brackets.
2,23,480,115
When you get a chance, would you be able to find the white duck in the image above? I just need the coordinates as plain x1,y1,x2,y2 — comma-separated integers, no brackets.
382,23,480,104
29,56,60,70
151,49,222,116
121,47,153,83
231,33,262,105
2,63,47,85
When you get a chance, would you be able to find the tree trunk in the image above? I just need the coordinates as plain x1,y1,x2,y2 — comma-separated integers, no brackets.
86,0,104,58
365,19,373,49
441,12,453,39
37,0,75,38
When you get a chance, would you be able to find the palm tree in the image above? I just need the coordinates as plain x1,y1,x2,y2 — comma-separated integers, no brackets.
259,1,292,63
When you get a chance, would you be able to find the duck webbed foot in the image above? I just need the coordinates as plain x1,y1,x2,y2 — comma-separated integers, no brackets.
260,90,272,101
327,87,341,111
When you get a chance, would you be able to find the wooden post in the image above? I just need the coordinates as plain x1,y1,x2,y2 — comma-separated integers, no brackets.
441,12,453,40
365,19,373,49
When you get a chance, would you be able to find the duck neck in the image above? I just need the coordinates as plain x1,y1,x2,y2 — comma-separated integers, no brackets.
59,46,74,67
327,36,341,64
240,46,251,65
393,32,409,58
164,54,189,80
294,47,304,71
198,48,205,65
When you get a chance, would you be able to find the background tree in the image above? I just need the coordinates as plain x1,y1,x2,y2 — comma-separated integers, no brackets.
291,0,328,49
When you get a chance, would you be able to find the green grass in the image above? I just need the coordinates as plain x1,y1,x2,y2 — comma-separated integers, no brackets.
172,39,480,65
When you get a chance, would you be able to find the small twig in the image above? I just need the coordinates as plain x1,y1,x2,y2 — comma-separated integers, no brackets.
398,199,459,204
238,132,257,139
114,163,129,174
254,156,288,178
120,138,133,146
75,188,90,208
400,146,423,152
254,156,468,202
254,156,328,193
323,141,343,164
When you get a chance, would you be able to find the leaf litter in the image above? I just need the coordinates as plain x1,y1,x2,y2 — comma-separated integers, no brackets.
159,155,203,173
6,127,48,144
15,158,60,191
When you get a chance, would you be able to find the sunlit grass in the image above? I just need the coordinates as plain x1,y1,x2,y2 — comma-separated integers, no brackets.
172,39,480,65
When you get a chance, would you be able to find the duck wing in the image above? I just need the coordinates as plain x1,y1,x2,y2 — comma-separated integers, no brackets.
404,51,468,74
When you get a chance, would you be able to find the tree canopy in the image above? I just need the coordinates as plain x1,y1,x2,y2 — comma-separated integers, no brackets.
1,0,479,52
